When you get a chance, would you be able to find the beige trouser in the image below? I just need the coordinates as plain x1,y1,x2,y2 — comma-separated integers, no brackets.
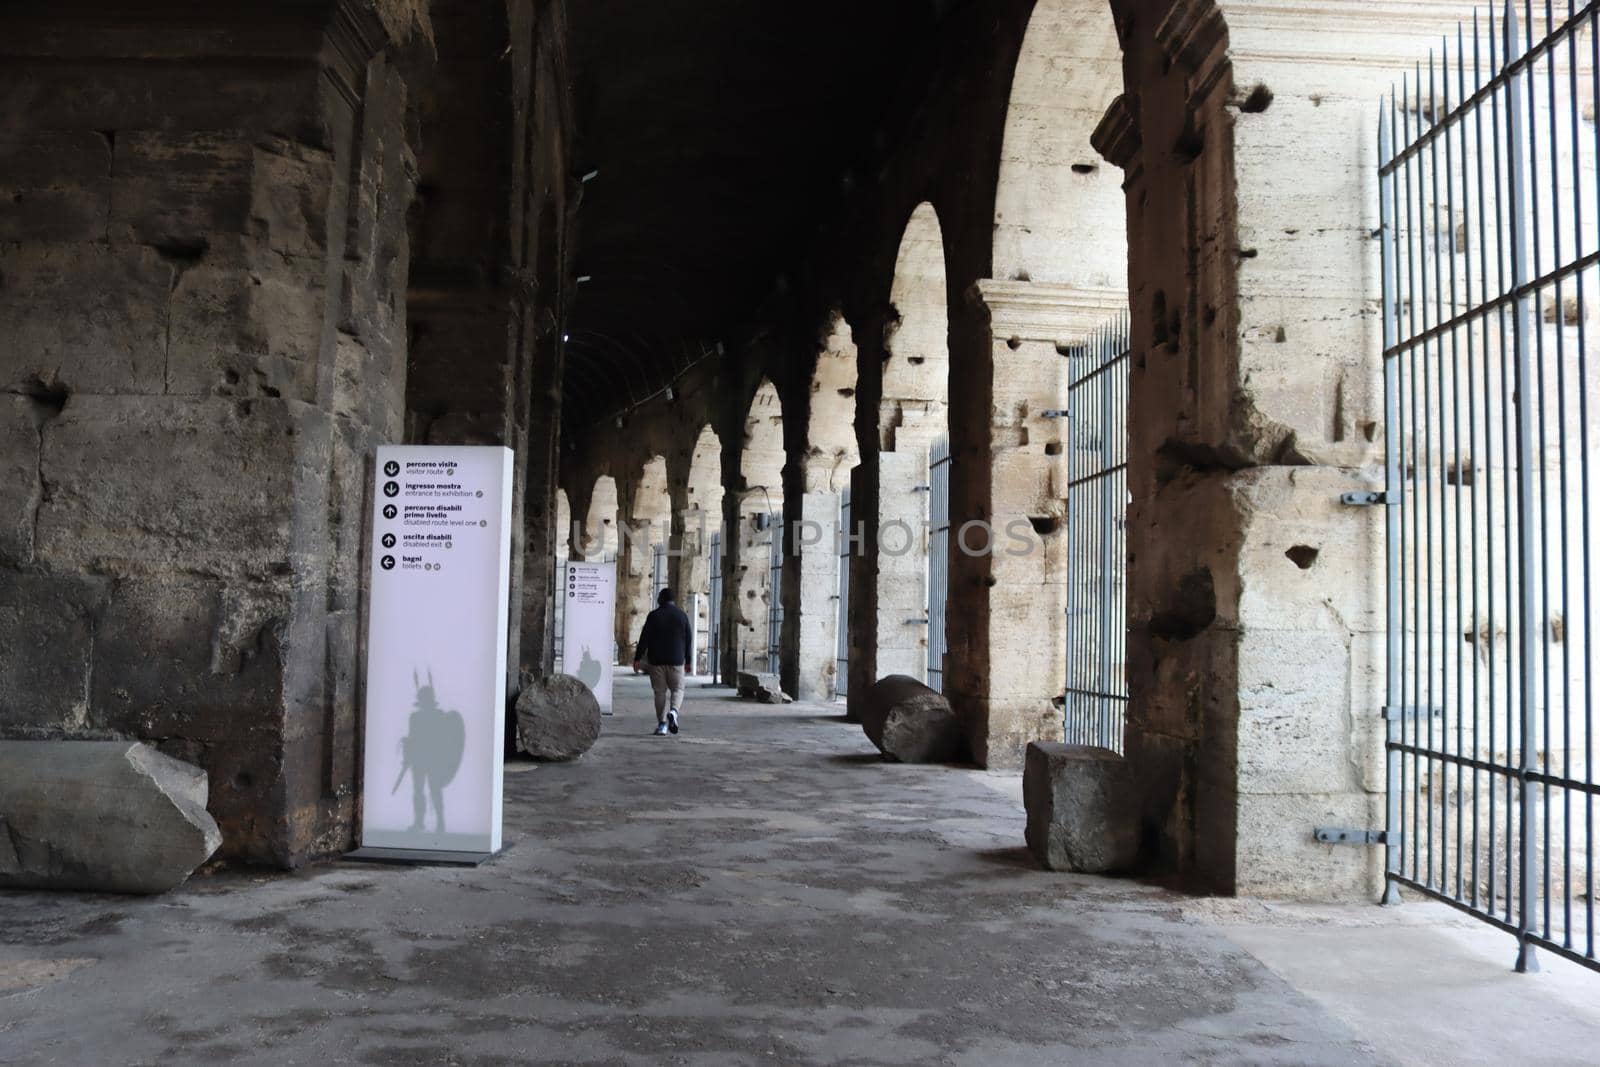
647,664,685,722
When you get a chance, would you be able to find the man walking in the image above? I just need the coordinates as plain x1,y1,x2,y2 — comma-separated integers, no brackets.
632,587,692,735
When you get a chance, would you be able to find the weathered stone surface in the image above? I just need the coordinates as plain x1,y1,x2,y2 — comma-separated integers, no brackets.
0,244,172,395
0,574,108,735
35,395,331,576
736,671,790,704
859,674,962,763
0,395,44,566
0,741,221,893
516,674,602,761
1023,741,1138,874
0,130,111,243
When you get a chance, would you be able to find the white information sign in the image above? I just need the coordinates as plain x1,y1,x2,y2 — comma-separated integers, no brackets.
360,445,512,857
562,561,616,714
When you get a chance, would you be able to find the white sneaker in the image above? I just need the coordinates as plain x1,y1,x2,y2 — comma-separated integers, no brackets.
667,710,680,735
653,722,669,736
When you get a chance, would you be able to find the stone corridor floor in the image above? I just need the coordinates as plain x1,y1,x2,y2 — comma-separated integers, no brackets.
3,672,1599,1065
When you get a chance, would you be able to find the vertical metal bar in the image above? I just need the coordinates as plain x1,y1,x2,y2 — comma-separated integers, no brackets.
1458,17,1484,913
1430,45,1453,894
1097,335,1115,734
1405,68,1425,888
1064,356,1079,743
1504,0,1543,973
1541,0,1572,950
1442,33,1466,903
1581,0,1597,963
1381,99,1405,903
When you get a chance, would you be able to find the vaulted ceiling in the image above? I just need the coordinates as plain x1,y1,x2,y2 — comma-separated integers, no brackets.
562,0,949,429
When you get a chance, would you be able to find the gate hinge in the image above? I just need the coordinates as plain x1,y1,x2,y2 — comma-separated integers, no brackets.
1340,490,1393,506
1313,827,1392,846
1381,704,1443,721
1041,409,1068,419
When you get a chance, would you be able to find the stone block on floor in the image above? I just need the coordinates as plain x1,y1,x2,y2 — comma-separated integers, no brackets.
1023,741,1138,874
859,674,964,763
735,671,790,703
0,740,222,893
515,673,602,761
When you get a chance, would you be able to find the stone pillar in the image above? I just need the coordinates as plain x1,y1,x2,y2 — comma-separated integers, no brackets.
958,282,1127,767
794,490,842,701
844,306,891,720
1083,0,1459,897
0,1,425,865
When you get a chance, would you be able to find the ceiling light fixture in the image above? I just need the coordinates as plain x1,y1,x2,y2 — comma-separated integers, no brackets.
580,169,599,183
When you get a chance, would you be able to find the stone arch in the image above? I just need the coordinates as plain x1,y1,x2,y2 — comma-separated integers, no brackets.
881,202,949,452
581,475,619,564
677,425,724,673
554,488,572,560
992,0,1126,292
619,455,672,655
806,312,859,494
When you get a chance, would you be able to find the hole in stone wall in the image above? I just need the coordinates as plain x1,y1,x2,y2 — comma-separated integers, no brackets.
1273,325,1287,343
1151,291,1170,347
837,387,855,397
1239,247,1259,259
18,375,70,416
1149,568,1216,641
1239,83,1274,113
1285,545,1319,569
1014,270,1031,282
153,236,210,264
1362,421,1378,442
1071,162,1097,175
908,355,925,365
1028,516,1059,536
1044,442,1062,456
1006,337,1022,350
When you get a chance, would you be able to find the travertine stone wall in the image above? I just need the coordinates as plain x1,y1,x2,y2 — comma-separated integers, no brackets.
733,380,784,675
967,283,1127,766
617,456,671,657
0,1,428,864
792,313,858,701
1105,0,1473,896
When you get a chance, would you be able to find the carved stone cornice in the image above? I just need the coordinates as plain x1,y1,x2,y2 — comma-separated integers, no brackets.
323,0,390,109
973,280,1128,347
1217,0,1485,71
1092,94,1141,173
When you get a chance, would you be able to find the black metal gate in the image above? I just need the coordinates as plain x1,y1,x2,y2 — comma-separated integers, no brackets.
1063,313,1130,754
836,490,851,698
927,436,951,693
767,514,783,676
1377,0,1595,973
708,532,723,684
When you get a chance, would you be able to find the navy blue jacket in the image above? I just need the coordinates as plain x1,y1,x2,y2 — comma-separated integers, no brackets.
634,603,692,667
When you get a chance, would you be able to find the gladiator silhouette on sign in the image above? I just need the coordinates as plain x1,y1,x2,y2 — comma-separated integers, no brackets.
392,668,466,833
576,645,603,692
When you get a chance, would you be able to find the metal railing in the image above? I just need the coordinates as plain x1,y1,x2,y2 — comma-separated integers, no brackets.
1377,0,1596,973
1063,313,1130,754
836,489,851,698
708,532,723,684
927,436,952,693
651,541,667,600
767,514,783,676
